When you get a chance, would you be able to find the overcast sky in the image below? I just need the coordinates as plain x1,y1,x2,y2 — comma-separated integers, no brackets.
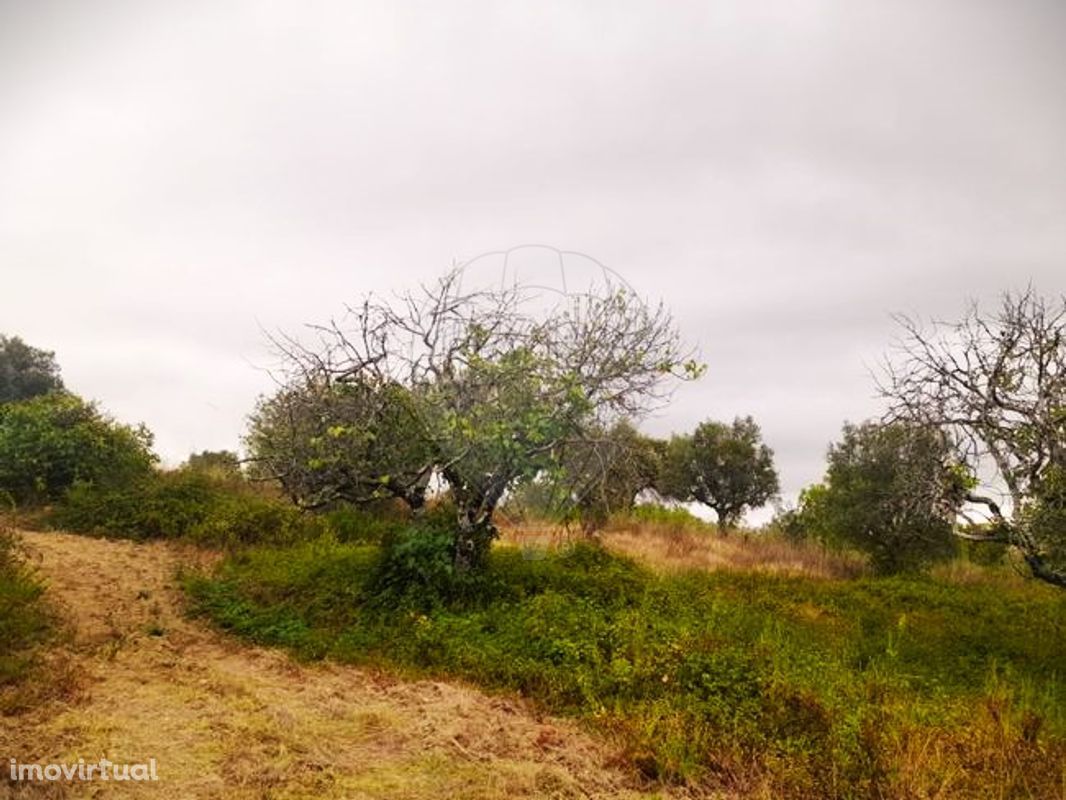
2,0,1063,521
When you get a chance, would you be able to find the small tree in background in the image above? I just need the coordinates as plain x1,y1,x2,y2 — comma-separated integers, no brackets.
800,421,964,574
549,420,665,531
184,450,243,479
0,393,156,505
0,335,64,404
661,416,779,530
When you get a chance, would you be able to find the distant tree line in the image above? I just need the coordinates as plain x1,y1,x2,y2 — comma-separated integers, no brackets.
0,270,1062,588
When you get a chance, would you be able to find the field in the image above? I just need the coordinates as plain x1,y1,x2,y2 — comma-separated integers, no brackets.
4,510,1065,799
1,530,655,800
185,519,1066,799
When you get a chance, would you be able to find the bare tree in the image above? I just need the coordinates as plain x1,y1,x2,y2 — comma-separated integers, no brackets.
880,289,1066,587
270,253,698,570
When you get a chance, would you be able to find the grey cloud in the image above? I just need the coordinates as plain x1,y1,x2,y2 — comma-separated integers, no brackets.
2,0,1063,517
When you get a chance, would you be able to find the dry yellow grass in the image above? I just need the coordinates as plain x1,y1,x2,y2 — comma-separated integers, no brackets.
501,521,865,580
1,531,677,800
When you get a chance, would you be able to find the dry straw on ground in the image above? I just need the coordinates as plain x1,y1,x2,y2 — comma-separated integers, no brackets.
501,521,865,580
1,531,676,800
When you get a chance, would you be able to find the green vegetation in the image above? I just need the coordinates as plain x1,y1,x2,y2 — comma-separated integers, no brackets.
247,379,436,512
0,335,64,405
51,470,305,546
556,420,665,529
0,392,156,506
1023,462,1066,576
796,422,964,574
187,536,1066,797
625,502,713,531
661,415,780,529
183,449,243,479
0,528,52,705
50,468,413,549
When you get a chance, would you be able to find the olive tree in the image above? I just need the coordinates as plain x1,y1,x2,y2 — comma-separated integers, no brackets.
544,419,665,531
661,416,779,530
881,290,1066,587
0,335,63,404
246,377,435,511
274,262,697,570
800,421,963,574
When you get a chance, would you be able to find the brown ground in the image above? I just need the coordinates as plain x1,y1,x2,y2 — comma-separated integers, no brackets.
2,531,669,800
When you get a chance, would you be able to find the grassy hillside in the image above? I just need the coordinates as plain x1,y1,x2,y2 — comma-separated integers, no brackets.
187,535,1066,799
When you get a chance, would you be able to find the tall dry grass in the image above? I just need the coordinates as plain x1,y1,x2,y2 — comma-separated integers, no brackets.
500,517,866,579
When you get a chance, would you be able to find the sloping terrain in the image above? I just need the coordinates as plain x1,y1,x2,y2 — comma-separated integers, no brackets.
2,532,664,800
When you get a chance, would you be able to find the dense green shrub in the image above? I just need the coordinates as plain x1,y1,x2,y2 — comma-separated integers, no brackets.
52,470,316,547
763,503,808,541
1023,464,1066,576
625,502,712,530
800,422,962,574
370,524,460,609
0,528,51,694
369,503,499,609
50,469,420,548
187,539,1066,796
182,449,243,479
321,502,410,545
0,393,156,505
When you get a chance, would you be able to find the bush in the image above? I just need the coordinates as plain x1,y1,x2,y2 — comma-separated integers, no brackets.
52,467,431,548
801,422,962,574
52,469,316,547
370,503,493,609
764,504,808,541
182,450,243,479
321,502,410,545
0,393,156,505
0,527,51,695
371,524,459,609
624,503,712,531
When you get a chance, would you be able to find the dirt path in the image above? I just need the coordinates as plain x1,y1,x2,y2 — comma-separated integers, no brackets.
3,531,663,800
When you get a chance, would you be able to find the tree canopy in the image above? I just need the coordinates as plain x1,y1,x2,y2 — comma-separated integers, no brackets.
661,416,779,529
549,419,665,531
269,263,698,569
0,393,156,505
0,335,64,405
799,421,963,574
246,377,434,511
